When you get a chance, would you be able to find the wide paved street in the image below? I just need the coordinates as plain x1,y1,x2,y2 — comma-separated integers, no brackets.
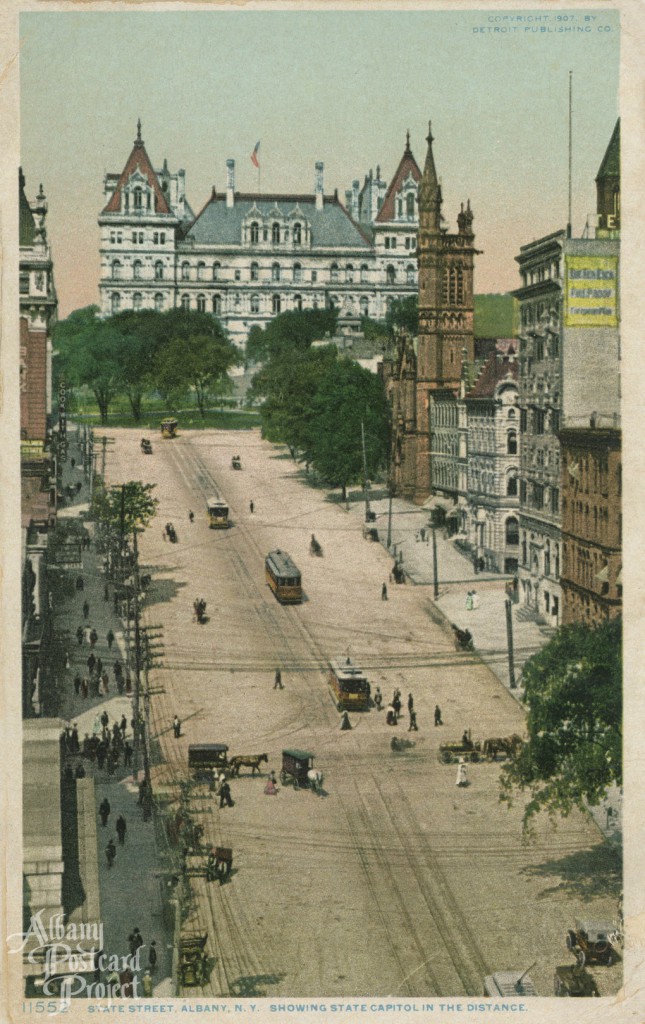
102,426,621,998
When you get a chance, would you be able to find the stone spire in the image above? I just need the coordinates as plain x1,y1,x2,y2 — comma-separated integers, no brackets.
418,120,442,232
135,118,143,146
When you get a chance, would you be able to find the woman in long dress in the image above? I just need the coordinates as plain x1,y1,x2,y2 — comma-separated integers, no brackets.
456,759,468,787
264,777,278,795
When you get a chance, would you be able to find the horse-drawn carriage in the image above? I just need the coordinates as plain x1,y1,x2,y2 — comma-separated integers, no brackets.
165,522,178,543
439,732,482,764
280,749,322,791
179,933,209,988
140,437,153,454
188,744,229,782
231,455,242,470
309,534,323,557
452,623,473,650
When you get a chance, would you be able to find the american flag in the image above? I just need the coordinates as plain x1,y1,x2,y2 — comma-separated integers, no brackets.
251,141,261,168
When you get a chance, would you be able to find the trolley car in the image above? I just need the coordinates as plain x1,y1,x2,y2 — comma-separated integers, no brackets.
160,417,178,439
328,657,370,711
207,498,229,529
265,550,302,604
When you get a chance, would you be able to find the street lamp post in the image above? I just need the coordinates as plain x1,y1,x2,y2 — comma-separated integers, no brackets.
431,525,439,600
505,597,516,689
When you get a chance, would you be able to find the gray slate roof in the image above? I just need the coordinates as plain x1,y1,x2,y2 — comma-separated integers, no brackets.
185,194,371,250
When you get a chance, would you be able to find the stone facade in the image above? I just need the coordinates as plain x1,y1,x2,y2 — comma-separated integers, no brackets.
381,122,477,503
20,170,57,444
464,350,520,573
99,124,420,347
559,426,622,625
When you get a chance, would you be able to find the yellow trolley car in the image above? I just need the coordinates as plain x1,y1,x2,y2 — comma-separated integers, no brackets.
207,498,229,529
328,657,371,711
160,417,178,439
265,550,302,604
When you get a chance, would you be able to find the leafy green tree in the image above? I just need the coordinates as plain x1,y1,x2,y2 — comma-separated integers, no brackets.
54,307,122,424
112,310,166,421
386,295,418,337
309,357,390,500
360,316,389,343
500,618,622,831
155,329,240,416
92,481,158,533
247,308,338,364
251,345,338,460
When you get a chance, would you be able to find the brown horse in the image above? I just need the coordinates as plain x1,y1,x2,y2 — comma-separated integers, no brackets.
228,753,268,777
483,734,524,760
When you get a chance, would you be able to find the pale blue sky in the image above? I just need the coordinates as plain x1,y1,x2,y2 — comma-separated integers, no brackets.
20,9,619,317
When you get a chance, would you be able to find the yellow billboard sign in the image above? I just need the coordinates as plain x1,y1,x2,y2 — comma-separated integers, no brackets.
564,255,619,327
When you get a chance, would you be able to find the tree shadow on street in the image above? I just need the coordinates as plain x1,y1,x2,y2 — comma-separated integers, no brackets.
520,837,622,902
140,576,188,609
229,973,286,997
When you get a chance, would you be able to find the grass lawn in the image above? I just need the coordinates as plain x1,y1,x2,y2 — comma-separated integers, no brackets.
72,399,260,431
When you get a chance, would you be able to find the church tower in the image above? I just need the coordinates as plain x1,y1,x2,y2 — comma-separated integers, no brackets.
414,122,478,501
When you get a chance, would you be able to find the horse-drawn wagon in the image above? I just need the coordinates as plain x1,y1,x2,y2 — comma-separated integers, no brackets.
179,933,209,988
280,749,322,791
231,455,242,470
188,744,229,782
438,731,482,764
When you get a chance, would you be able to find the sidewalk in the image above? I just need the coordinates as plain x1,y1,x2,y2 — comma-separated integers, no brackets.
52,432,174,997
346,491,623,840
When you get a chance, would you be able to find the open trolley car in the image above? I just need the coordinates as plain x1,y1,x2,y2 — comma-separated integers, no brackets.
265,550,302,604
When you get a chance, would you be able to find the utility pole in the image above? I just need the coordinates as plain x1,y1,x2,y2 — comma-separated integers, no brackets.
131,529,143,788
505,597,516,689
360,420,371,522
386,486,393,550
431,525,439,600
88,431,95,503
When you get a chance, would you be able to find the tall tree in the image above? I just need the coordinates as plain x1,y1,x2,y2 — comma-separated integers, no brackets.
247,308,338,364
53,307,122,424
155,329,240,416
309,358,390,500
500,618,622,831
91,480,158,534
112,310,166,421
386,295,418,337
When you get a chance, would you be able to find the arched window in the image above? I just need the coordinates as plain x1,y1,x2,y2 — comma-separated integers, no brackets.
250,262,259,282
330,263,339,283
272,294,281,315
507,430,517,455
293,223,302,245
181,262,190,281
133,260,143,280
250,222,259,244
456,266,464,303
360,264,369,283
507,474,518,497
406,193,415,218
507,407,516,419
212,262,221,281
250,294,260,314
111,259,122,280
360,296,369,317
212,295,221,315
197,262,206,281
154,293,164,312
197,294,206,313
272,263,280,282
154,261,164,280
505,517,519,545
272,223,281,244
294,294,303,312
406,263,415,285
386,264,396,285
133,292,142,311
346,264,354,283
181,294,190,311
111,292,121,315
293,263,302,283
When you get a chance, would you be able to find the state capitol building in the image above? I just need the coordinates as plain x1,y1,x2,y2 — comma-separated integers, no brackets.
98,123,421,347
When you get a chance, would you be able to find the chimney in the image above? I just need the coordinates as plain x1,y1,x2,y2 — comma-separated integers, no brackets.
226,159,235,208
315,161,324,210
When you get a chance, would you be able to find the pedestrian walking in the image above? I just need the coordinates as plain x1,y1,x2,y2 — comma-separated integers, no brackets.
106,629,115,650
420,527,426,543
99,798,111,827
96,657,103,676
123,741,133,767
102,670,110,693
74,674,82,696
81,677,89,699
407,693,414,715
120,715,127,736
340,711,352,731
87,653,96,674
219,780,234,808
456,759,468,787
82,600,90,619
101,710,109,730
76,575,84,592
128,929,143,957
148,941,157,971
273,668,283,689
76,626,84,645
392,694,402,722
471,590,480,610
70,724,80,753
434,704,443,727
374,686,382,710
249,500,254,514
381,582,388,601
173,715,181,738
90,628,98,647
408,710,418,732
142,971,153,998
188,510,195,523
465,590,474,611
115,815,127,845
105,839,116,868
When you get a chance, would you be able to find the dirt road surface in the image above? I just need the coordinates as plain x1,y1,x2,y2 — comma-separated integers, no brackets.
104,427,621,999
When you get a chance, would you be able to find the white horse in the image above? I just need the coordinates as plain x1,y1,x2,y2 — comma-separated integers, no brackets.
307,769,324,794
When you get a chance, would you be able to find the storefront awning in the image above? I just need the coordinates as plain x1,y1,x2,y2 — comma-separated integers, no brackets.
616,567,622,585
594,564,610,583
